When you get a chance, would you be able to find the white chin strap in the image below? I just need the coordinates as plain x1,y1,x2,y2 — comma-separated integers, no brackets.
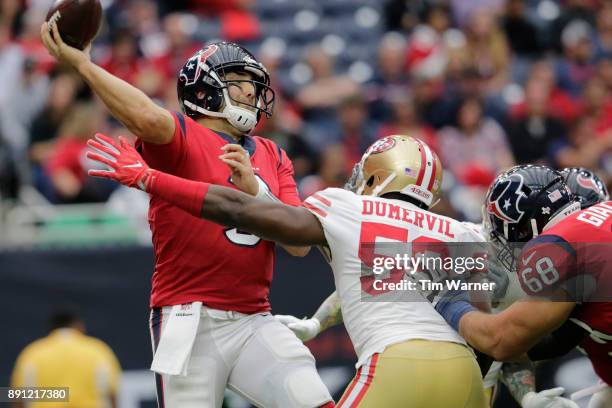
224,105,257,133
183,89,258,134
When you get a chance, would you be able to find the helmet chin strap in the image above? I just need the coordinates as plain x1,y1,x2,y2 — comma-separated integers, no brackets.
220,88,257,133
223,104,257,133
182,88,258,134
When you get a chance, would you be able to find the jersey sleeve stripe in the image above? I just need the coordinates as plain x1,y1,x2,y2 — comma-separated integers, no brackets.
174,112,187,137
276,144,283,167
303,202,327,218
523,234,577,259
311,193,332,207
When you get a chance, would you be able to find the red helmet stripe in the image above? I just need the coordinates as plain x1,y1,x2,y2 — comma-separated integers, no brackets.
415,138,427,186
427,150,437,191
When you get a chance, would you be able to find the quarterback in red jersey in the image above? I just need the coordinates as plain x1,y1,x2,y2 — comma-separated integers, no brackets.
41,23,332,408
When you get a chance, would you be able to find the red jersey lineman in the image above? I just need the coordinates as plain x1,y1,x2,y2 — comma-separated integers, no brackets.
518,200,612,385
40,22,333,408
431,166,610,408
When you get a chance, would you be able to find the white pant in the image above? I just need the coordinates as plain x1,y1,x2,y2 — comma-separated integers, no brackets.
149,306,332,408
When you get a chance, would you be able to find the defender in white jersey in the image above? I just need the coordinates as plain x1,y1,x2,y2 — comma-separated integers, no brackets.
87,135,487,407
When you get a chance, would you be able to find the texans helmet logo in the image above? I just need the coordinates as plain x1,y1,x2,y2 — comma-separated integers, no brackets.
487,174,526,223
576,173,599,192
179,44,219,86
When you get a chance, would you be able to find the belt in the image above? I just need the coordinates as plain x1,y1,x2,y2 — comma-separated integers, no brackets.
202,305,250,320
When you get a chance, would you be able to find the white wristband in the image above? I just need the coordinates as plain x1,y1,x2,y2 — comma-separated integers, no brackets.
255,176,280,203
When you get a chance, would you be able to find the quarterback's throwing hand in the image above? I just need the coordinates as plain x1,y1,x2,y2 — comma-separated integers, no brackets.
87,133,153,191
40,22,91,69
275,315,321,342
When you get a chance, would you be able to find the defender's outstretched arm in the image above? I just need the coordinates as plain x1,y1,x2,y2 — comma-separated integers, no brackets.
86,135,326,246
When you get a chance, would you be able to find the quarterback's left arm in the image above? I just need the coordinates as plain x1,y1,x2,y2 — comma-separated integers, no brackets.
220,143,311,257
457,299,575,361
87,135,327,246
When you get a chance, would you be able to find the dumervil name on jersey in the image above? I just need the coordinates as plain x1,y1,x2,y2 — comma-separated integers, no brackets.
362,200,455,238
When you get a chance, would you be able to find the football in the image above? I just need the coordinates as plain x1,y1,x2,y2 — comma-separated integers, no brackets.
46,0,102,50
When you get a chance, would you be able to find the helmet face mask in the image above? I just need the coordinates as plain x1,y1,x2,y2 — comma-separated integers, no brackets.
352,135,443,209
220,73,275,117
177,42,275,133
345,161,364,193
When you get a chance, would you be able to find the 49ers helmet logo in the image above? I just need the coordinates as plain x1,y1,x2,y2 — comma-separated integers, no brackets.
367,137,396,155
486,174,526,223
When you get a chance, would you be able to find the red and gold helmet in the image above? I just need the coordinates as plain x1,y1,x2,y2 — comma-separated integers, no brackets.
354,135,443,208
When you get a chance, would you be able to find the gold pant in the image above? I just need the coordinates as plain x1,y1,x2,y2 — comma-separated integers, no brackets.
337,340,487,408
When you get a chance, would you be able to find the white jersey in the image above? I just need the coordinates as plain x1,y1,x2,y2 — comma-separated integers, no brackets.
304,188,484,367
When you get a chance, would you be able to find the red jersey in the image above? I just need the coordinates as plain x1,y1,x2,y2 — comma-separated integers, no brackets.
518,201,612,384
138,112,301,312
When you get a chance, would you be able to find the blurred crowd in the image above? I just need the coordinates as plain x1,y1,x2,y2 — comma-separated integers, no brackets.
0,0,611,221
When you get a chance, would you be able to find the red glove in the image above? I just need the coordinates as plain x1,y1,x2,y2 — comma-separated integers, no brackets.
86,133,155,191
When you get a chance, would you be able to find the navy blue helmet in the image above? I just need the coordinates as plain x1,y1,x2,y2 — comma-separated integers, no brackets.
485,165,580,243
177,41,275,133
560,167,609,209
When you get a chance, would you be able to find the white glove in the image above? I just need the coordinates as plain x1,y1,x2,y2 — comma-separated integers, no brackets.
275,315,321,342
522,388,580,408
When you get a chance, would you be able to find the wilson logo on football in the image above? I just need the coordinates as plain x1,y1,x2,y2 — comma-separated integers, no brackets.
487,174,526,223
47,11,61,31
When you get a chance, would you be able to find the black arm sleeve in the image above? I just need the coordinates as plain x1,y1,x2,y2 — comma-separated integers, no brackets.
527,319,588,361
